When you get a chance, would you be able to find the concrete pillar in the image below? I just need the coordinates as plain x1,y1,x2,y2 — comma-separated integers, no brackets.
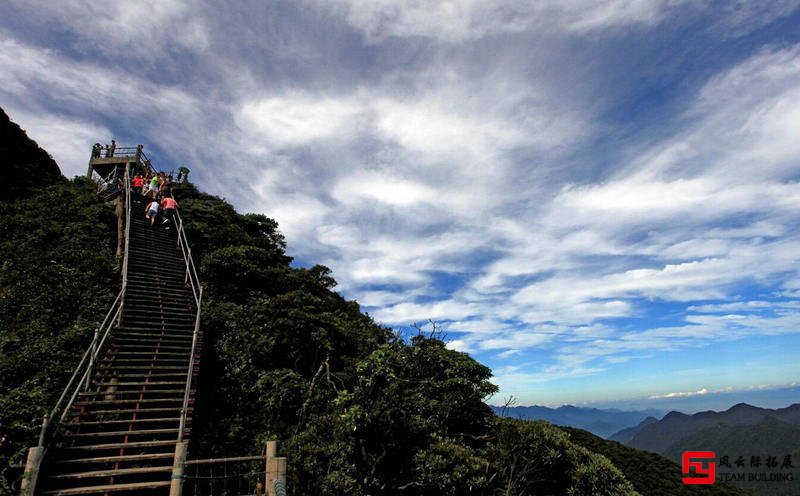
169,441,189,496
18,446,44,496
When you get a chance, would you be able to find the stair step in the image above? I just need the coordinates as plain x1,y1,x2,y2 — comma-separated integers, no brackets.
93,370,193,378
120,315,195,323
53,452,175,465
78,389,188,399
79,389,188,399
65,417,181,427
92,364,186,371
111,333,193,342
70,407,189,417
126,274,185,282
121,307,194,316
115,325,194,333
108,346,192,354
94,381,186,387
123,298,195,313
108,341,193,350
125,286,188,295
126,264,185,273
49,465,173,480
65,428,180,438
60,440,178,451
40,480,171,495
109,350,191,357
73,398,184,406
99,356,192,363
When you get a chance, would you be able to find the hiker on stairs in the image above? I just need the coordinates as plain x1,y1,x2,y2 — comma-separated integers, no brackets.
145,199,160,226
161,195,178,229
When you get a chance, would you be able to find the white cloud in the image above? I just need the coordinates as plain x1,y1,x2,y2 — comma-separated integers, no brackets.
649,387,710,399
8,0,210,57
239,93,364,147
319,0,688,43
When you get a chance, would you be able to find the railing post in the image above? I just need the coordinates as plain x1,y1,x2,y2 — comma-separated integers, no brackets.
169,441,189,496
85,329,98,390
19,446,45,496
266,441,276,496
266,441,286,496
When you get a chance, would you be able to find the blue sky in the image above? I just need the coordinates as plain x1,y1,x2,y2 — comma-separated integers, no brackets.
2,0,800,412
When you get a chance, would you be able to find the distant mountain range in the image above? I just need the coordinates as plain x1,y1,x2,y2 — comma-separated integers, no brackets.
621,403,800,496
492,404,663,438
626,403,800,454
609,415,659,444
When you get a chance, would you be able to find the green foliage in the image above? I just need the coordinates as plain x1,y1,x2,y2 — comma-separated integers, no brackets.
0,178,116,489
288,335,496,496
489,419,639,496
0,107,65,202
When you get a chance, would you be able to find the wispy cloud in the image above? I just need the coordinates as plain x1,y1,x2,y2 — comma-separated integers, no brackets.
649,387,713,400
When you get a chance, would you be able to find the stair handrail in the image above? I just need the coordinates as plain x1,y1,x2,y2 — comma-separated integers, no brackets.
36,289,123,447
174,206,202,442
35,165,134,448
119,164,132,322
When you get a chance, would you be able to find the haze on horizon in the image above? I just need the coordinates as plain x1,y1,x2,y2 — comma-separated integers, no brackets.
2,0,800,411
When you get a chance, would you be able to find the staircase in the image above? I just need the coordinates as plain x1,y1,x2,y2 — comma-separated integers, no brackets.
35,194,201,496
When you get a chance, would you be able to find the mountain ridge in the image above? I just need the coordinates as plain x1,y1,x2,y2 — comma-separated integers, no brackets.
493,404,664,438
628,402,800,454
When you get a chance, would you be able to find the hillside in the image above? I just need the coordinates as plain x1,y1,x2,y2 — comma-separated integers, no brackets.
610,416,660,444
622,404,800,496
628,403,800,454
562,426,750,496
0,107,64,201
661,417,800,496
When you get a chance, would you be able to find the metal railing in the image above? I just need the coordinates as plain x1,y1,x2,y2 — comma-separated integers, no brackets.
36,290,123,447
89,144,156,176
35,165,135,449
175,206,203,442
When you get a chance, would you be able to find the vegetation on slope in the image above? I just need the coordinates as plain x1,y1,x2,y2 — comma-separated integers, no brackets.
562,426,750,496
0,107,64,201
0,178,118,493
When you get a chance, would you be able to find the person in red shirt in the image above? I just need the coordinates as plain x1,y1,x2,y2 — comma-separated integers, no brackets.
132,174,143,195
161,195,178,229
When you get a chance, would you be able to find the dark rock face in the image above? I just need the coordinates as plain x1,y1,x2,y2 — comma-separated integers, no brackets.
0,107,64,202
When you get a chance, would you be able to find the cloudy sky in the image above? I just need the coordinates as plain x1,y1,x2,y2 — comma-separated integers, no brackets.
3,0,800,411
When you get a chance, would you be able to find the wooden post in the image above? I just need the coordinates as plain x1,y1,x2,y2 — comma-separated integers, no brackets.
115,195,124,259
169,441,188,496
19,447,44,496
273,458,287,494
265,441,276,496
265,440,287,495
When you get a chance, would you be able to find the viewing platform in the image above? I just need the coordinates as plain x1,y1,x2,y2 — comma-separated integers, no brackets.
87,144,155,181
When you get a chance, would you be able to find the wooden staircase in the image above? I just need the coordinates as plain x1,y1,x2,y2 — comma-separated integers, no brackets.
35,194,201,496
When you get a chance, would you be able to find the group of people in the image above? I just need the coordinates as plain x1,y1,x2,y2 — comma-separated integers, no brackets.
132,172,179,228
92,140,116,158
133,171,173,199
